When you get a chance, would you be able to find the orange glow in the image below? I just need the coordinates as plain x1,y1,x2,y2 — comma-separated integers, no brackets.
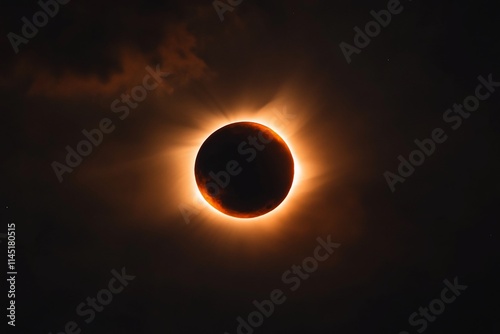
167,100,330,230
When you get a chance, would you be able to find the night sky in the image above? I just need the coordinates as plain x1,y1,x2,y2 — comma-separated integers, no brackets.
1,0,499,333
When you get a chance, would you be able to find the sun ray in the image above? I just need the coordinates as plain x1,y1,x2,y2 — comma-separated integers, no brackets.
161,95,330,230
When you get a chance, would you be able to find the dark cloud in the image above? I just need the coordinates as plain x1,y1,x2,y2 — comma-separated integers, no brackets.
2,0,213,98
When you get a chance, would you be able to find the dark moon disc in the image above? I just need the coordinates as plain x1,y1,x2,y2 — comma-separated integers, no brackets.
194,121,294,218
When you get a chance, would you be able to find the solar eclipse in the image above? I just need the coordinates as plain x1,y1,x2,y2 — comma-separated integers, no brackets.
194,122,294,218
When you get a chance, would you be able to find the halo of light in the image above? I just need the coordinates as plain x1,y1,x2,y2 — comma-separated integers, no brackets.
168,102,327,230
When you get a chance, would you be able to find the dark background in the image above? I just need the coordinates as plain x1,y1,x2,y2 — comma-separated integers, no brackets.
1,0,499,333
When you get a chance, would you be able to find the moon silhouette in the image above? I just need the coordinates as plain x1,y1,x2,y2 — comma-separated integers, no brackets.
194,122,294,218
